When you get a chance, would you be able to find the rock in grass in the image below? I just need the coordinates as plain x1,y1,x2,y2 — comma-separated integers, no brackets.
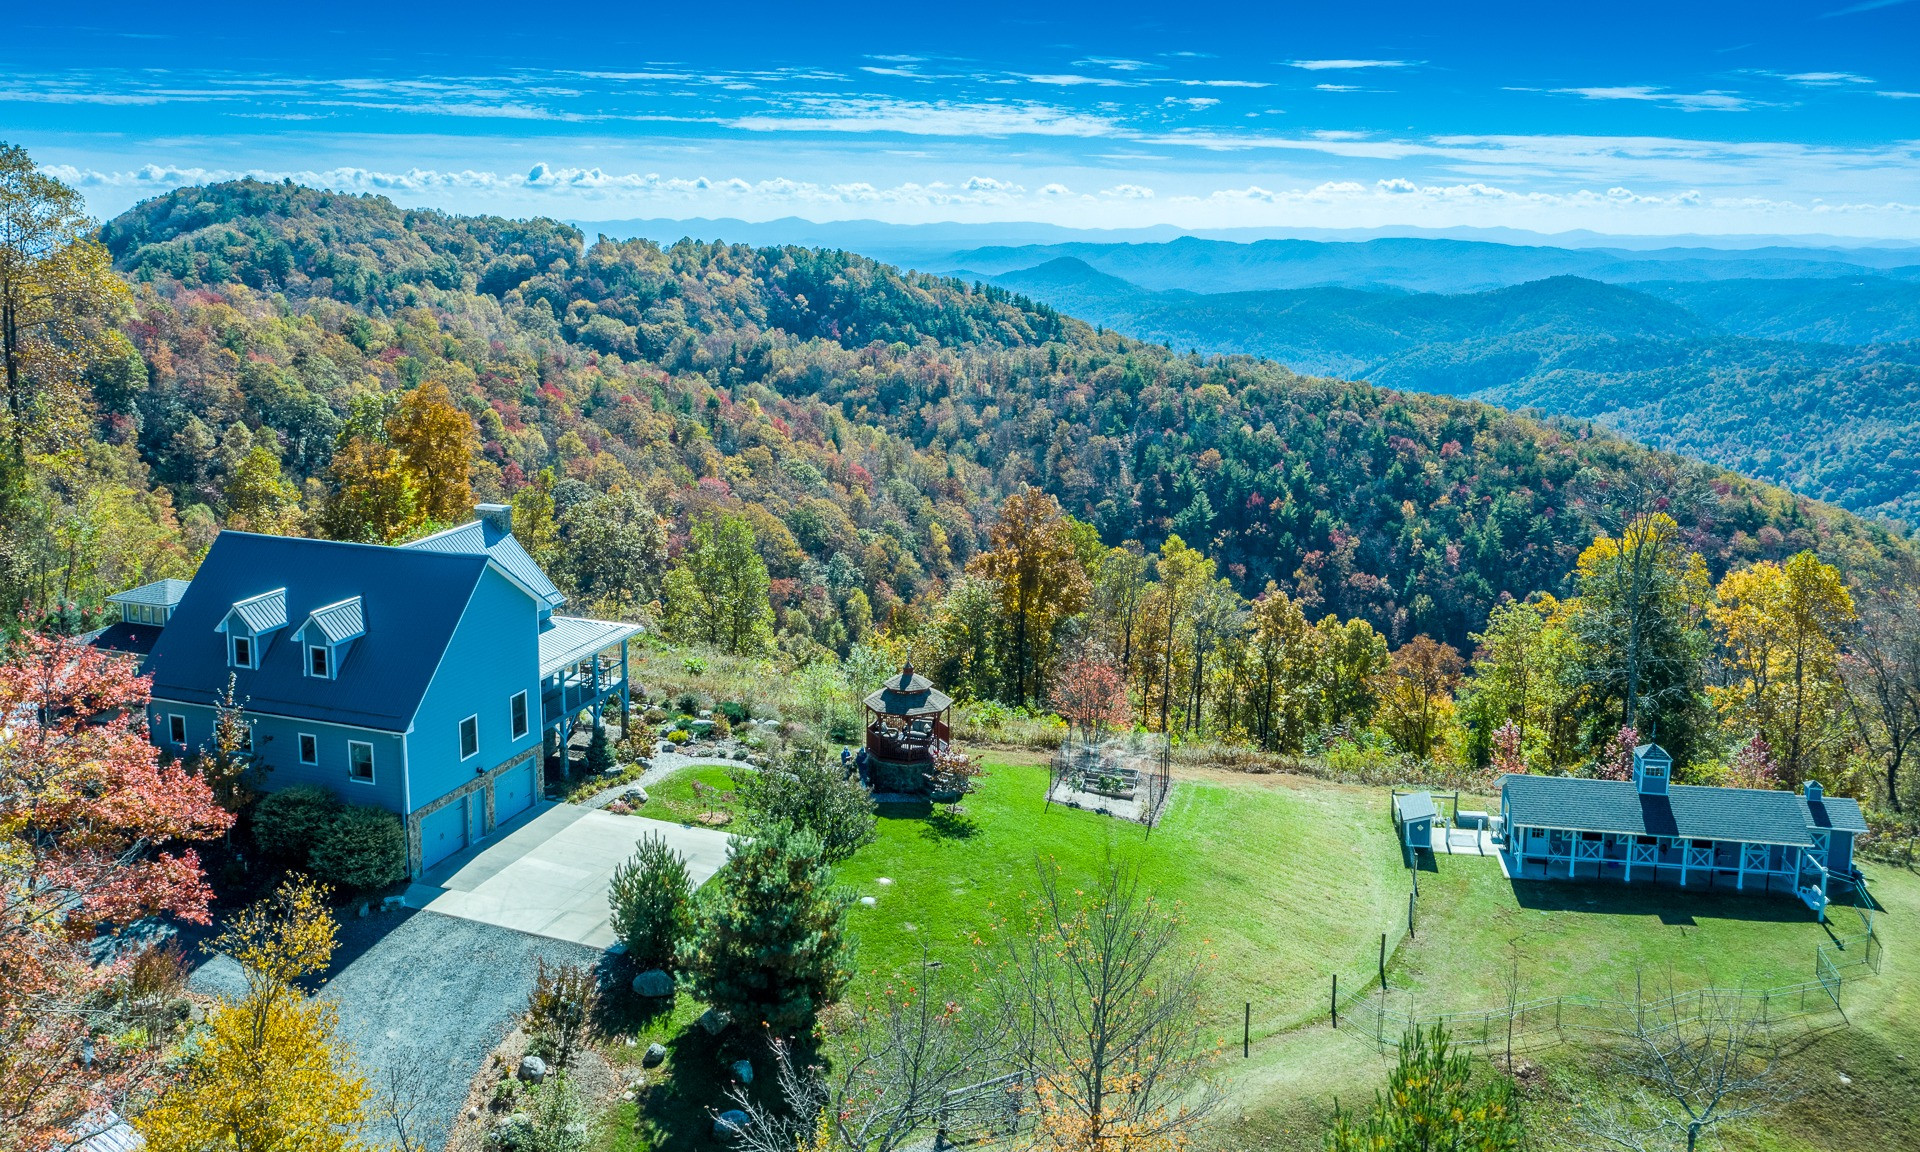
731,1059,753,1084
714,1109,751,1139
697,1007,731,1035
517,1055,547,1083
643,1042,667,1067
631,969,674,998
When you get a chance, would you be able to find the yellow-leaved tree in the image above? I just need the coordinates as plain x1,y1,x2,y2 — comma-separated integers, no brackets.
967,487,1091,708
1709,550,1857,786
387,376,477,526
139,877,373,1152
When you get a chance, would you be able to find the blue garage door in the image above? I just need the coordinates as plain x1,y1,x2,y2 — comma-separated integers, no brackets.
495,762,536,822
420,802,467,871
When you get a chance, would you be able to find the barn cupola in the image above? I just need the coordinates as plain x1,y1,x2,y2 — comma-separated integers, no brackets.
107,578,191,629
215,588,288,670
1633,742,1672,796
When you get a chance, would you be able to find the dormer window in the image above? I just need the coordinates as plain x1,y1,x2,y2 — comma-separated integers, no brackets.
309,644,331,679
217,588,287,671
231,635,254,669
297,596,362,682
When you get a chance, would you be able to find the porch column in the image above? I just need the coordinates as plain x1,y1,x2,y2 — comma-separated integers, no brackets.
1625,843,1633,885
1680,845,1688,887
1569,845,1576,879
1737,841,1746,890
619,639,631,731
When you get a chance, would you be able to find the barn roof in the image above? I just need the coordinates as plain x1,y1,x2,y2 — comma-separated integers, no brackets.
106,578,191,608
1501,774,1867,846
405,516,565,609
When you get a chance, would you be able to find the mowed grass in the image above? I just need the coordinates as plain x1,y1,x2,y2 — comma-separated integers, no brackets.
640,764,747,825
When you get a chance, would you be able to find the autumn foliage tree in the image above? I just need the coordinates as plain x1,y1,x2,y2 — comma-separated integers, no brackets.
0,632,231,1149
1376,636,1464,760
969,487,1091,708
1052,652,1132,745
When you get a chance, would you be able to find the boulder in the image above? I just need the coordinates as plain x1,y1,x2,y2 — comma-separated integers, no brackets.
631,969,674,998
696,1007,731,1035
517,1054,548,1084
714,1110,751,1140
643,1042,668,1068
731,1059,754,1085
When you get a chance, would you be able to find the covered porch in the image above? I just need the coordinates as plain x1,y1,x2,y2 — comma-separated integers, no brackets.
539,616,643,769
1505,824,1819,896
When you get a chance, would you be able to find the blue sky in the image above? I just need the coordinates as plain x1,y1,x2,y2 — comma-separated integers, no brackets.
5,0,1919,237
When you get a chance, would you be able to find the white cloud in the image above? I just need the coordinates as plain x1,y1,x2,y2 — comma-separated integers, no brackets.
729,98,1121,138
1777,71,1876,86
1075,57,1159,72
1880,90,1920,99
1019,73,1137,88
1284,59,1414,70
1101,184,1156,199
1314,84,1362,92
1554,86,1757,112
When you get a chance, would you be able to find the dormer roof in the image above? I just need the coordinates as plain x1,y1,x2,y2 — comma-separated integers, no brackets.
302,597,366,644
220,588,288,635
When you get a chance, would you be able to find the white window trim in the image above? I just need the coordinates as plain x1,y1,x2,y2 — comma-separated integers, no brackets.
347,740,375,785
298,732,318,765
459,715,480,761
509,691,529,740
230,634,254,669
167,713,187,746
308,643,332,679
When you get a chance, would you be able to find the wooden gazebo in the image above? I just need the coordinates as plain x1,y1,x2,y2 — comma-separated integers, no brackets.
862,663,953,783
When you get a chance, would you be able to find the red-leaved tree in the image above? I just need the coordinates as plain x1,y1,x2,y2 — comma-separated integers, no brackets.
1052,654,1132,745
1596,725,1638,782
1727,735,1782,791
1491,721,1527,777
0,632,233,1148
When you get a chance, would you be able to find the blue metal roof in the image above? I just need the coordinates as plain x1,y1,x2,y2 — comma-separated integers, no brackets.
539,615,643,676
1394,791,1437,822
81,622,163,657
304,596,366,644
1501,774,1866,846
222,588,288,635
404,519,565,608
107,578,192,607
146,532,494,732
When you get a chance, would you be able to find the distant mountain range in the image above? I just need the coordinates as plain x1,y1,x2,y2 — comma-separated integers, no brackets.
983,257,1920,522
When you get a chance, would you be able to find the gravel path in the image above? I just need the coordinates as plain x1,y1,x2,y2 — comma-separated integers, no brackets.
317,909,601,1137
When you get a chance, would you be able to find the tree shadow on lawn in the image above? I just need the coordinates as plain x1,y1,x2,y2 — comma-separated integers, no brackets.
614,998,796,1149
1506,877,1817,927
872,797,982,842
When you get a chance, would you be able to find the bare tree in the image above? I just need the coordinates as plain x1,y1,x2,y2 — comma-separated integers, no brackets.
726,956,1000,1152
1844,584,1920,812
992,858,1220,1152
370,1047,451,1152
1584,980,1802,1152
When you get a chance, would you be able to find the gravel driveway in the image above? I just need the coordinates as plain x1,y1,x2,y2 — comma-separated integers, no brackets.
317,908,601,1137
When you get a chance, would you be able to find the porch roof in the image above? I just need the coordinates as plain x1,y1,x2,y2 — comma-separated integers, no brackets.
539,615,642,677
1500,774,1851,847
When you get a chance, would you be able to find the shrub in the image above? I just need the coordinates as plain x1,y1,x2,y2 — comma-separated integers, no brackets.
585,725,614,775
674,691,703,716
736,754,875,863
680,821,851,1034
665,728,692,744
608,833,695,970
710,715,732,740
642,706,669,725
525,959,597,1070
308,805,408,891
717,700,749,724
251,785,344,865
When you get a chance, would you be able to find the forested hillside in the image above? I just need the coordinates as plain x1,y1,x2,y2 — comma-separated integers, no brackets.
5,178,1898,662
992,260,1920,520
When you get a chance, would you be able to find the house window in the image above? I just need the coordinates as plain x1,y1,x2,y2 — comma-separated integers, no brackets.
167,714,186,746
510,691,529,740
231,635,253,668
348,741,374,783
309,645,330,678
459,715,479,761
298,733,318,765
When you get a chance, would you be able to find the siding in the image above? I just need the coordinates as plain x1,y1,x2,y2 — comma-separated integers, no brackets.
404,566,543,814
148,700,406,813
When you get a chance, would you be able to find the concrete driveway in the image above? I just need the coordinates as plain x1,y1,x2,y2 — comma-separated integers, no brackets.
406,802,734,949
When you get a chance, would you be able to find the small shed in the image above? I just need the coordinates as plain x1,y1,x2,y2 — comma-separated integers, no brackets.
1394,790,1437,850
862,663,953,790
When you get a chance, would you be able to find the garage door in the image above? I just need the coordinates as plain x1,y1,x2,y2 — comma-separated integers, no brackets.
494,762,536,822
420,802,467,871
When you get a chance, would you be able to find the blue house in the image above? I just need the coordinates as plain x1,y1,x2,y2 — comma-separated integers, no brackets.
99,504,640,876
1499,743,1868,915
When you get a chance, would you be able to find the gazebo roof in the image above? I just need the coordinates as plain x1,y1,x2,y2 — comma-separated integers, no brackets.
863,664,952,717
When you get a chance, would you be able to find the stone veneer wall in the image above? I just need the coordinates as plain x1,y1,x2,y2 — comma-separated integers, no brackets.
404,745,540,877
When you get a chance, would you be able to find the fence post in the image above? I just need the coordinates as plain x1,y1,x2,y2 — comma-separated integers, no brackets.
1408,891,1416,939
1379,933,1387,989
1555,997,1562,1031
1244,1002,1250,1058
1332,975,1339,1029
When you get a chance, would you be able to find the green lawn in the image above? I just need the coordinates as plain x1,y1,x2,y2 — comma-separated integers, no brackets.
638,764,748,826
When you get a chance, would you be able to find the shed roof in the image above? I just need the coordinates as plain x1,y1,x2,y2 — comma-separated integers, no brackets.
1394,791,1437,822
80,622,163,657
145,532,496,731
405,518,565,608
539,615,644,677
863,666,952,717
107,578,192,608
1501,774,1866,846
